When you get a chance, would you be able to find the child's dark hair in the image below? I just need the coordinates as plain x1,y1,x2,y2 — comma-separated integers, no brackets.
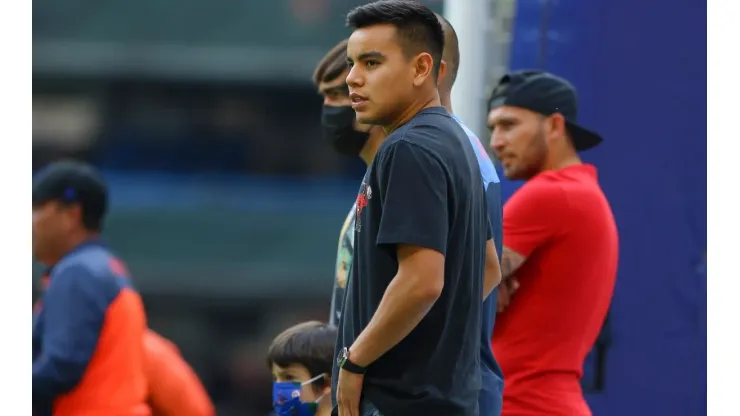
266,321,337,388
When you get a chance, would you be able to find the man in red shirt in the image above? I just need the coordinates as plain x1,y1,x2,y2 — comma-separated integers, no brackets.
486,70,618,416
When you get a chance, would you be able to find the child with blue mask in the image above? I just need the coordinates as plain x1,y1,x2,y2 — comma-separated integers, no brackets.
267,321,337,416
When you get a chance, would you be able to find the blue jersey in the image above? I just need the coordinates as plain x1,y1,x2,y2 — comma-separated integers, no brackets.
452,114,504,416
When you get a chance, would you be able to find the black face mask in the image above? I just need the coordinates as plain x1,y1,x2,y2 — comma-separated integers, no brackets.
321,105,370,156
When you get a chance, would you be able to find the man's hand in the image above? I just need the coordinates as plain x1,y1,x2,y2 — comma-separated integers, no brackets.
496,246,526,313
497,277,520,313
336,369,364,416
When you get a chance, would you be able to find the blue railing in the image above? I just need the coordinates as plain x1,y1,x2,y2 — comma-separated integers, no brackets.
100,171,361,211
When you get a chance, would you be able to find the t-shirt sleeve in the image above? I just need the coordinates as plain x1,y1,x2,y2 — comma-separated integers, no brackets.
33,265,109,401
503,181,568,257
375,140,449,255
486,214,493,241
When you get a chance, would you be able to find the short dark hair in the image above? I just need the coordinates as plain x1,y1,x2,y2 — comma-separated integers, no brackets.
436,13,460,91
346,0,445,78
313,38,350,86
266,321,337,386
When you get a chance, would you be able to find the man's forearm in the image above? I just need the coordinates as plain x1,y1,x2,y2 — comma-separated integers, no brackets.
33,354,85,401
483,263,501,300
501,246,526,279
33,356,61,402
483,240,502,300
347,272,439,367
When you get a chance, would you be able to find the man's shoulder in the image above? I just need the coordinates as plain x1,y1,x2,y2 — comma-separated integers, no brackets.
450,114,475,138
375,131,443,167
510,176,568,204
399,107,462,139
52,246,133,296
373,109,469,178
452,117,500,185
53,249,104,282
519,166,607,209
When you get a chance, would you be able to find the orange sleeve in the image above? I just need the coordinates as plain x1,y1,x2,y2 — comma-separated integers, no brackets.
144,330,215,416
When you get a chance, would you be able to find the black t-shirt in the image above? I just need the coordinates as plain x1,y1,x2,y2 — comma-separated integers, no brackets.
332,107,491,416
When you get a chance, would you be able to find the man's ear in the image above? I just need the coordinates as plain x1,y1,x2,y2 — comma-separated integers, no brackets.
412,52,435,87
63,203,84,230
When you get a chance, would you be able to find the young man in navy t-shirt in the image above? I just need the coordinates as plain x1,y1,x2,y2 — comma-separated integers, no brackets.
331,2,502,416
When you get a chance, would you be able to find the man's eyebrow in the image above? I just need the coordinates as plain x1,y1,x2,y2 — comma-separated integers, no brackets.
491,115,517,125
487,115,508,129
358,51,384,60
347,51,385,62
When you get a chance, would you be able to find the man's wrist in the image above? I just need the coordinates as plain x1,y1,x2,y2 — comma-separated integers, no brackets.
347,344,371,368
339,347,368,374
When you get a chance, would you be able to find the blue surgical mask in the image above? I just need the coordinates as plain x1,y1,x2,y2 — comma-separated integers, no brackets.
272,373,327,416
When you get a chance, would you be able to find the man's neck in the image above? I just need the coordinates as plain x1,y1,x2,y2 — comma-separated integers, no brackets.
384,89,441,134
439,91,453,114
544,151,582,172
46,232,99,266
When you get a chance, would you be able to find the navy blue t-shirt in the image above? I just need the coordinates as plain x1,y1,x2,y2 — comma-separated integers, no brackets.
332,107,491,416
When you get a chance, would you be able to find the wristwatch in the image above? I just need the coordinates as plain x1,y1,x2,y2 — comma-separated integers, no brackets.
337,347,367,374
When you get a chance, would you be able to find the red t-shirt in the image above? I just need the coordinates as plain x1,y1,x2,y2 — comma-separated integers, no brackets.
492,164,618,416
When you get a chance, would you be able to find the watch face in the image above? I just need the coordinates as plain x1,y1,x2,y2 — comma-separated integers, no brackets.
337,347,348,366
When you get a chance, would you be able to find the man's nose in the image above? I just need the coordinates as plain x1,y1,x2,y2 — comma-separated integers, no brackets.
346,66,362,88
490,132,505,152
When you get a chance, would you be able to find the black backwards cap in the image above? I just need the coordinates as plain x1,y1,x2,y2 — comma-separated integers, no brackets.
488,69,602,151
32,160,108,226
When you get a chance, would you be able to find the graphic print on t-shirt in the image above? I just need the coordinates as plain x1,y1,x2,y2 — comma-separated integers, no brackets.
330,203,356,326
355,183,372,232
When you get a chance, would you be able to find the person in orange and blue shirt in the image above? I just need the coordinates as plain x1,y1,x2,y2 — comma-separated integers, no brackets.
35,274,215,415
34,275,215,416
32,161,150,416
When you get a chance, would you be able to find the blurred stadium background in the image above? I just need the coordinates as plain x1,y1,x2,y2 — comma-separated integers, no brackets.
32,0,706,415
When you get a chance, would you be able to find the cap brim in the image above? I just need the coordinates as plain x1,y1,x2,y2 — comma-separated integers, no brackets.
566,122,602,151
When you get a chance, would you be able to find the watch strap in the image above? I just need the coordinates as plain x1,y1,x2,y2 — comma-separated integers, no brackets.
341,356,367,374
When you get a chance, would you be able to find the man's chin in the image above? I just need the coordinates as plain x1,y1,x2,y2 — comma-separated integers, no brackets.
503,167,523,181
353,120,374,133
355,111,379,126
505,169,535,181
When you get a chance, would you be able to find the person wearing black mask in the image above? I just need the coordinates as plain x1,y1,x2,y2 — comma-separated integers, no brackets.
312,38,386,326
